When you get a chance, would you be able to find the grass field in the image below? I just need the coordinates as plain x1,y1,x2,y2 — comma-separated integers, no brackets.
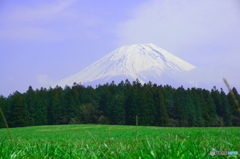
0,125,239,159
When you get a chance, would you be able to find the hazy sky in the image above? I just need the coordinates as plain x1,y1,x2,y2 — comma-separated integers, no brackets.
1,0,240,97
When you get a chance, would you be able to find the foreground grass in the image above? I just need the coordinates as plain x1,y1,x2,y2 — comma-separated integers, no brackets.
0,125,239,159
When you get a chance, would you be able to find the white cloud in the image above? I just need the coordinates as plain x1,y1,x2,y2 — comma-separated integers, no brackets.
36,74,53,85
5,0,78,24
113,0,240,91
115,0,240,65
0,0,83,41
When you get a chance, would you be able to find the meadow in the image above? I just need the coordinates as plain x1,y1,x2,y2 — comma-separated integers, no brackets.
0,125,239,159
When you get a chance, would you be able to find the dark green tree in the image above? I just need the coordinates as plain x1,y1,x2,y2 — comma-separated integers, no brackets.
211,86,224,126
125,87,138,125
110,92,126,125
202,89,217,126
24,86,36,126
157,93,169,126
173,87,188,126
191,89,205,127
48,86,64,125
220,89,232,126
9,91,28,127
185,90,198,127
142,83,156,125
34,87,48,125
137,89,149,125
80,103,97,123
227,87,240,126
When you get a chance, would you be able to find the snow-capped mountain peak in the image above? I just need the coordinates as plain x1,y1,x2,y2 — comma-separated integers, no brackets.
52,43,196,88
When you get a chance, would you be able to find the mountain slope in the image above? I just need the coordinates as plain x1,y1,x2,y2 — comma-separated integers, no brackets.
52,43,196,88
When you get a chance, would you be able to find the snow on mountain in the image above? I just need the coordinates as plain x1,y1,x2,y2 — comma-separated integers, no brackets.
51,43,196,88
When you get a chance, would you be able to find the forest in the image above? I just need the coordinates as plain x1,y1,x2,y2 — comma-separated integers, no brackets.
0,79,240,128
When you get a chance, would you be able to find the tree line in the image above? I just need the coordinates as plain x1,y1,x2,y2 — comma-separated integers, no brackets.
0,79,240,128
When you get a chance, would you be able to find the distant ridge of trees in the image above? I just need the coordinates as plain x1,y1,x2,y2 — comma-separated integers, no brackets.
0,79,240,128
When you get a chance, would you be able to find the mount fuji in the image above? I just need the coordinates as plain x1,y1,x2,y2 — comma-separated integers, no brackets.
52,43,196,88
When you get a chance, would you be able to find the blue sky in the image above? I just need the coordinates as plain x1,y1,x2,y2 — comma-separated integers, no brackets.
1,0,240,97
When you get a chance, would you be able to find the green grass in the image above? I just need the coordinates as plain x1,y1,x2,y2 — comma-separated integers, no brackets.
0,125,239,159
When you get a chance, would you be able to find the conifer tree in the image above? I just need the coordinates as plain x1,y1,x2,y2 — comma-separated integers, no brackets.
98,86,112,121
125,87,138,125
189,88,204,126
10,91,28,127
35,87,48,125
137,89,149,125
142,84,156,125
220,89,232,126
152,86,169,126
185,90,197,127
80,103,97,123
174,87,188,126
111,92,126,125
24,86,36,126
48,86,64,125
211,86,224,126
157,93,169,126
227,87,240,126
202,90,217,126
